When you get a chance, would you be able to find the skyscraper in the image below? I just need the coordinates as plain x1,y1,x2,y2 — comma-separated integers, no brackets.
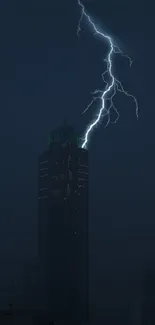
38,124,89,324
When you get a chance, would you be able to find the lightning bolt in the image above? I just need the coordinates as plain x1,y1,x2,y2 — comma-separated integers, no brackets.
77,0,139,149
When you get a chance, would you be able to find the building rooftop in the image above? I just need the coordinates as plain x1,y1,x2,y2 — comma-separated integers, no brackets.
48,123,79,148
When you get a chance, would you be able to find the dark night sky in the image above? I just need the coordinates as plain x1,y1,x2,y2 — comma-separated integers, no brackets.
0,0,155,322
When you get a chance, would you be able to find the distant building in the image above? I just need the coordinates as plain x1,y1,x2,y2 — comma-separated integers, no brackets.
38,124,89,324
0,309,35,325
141,266,155,325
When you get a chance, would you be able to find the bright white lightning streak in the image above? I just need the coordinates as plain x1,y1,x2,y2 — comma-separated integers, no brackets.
77,0,139,149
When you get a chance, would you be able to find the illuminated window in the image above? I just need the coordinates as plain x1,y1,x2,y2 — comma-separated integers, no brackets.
52,189,60,196
40,174,48,178
67,155,72,168
66,184,71,196
40,188,48,191
52,176,58,180
40,167,48,171
40,160,48,165
37,196,48,200
68,170,72,181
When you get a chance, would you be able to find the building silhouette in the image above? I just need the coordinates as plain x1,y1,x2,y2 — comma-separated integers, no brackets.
38,124,89,324
141,265,155,325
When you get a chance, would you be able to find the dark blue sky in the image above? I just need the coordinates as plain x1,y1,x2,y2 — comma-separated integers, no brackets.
0,0,154,322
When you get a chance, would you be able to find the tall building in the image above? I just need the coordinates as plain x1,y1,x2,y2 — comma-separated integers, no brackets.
38,124,89,324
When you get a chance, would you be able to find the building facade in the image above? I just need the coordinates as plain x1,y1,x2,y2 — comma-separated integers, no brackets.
38,125,89,324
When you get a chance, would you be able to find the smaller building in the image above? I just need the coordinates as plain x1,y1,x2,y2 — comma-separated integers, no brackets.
0,309,56,325
141,266,155,324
